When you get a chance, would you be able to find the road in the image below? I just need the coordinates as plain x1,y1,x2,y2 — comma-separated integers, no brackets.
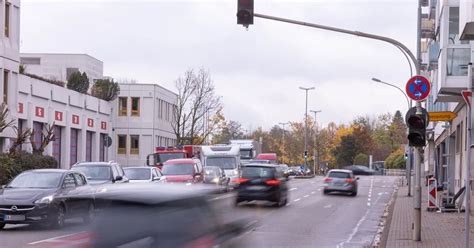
0,175,398,248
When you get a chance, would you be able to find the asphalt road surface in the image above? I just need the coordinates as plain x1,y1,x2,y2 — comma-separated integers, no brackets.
0,175,398,248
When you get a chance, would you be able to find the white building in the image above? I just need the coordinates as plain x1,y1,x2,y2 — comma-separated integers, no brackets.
111,83,177,166
20,53,103,83
422,0,474,211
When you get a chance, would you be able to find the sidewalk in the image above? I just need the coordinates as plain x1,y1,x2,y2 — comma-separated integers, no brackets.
385,183,474,248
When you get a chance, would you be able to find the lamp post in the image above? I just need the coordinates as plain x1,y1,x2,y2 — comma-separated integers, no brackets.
310,110,322,175
299,86,315,169
371,78,411,110
278,122,290,142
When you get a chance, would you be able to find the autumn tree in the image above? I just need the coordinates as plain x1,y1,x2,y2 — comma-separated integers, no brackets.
91,78,120,101
212,119,245,144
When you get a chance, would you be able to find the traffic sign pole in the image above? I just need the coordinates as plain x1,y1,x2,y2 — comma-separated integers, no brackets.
465,63,472,248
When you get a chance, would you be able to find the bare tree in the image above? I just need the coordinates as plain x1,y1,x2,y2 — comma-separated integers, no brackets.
9,126,32,154
30,123,56,155
172,69,223,145
0,102,14,133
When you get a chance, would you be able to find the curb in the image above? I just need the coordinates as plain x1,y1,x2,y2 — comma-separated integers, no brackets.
371,177,401,248
294,175,316,179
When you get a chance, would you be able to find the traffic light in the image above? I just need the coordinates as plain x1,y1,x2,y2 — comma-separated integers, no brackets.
406,107,428,147
237,0,254,27
304,150,308,158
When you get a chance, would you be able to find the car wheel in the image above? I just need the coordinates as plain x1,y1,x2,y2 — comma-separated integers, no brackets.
51,205,66,229
350,191,357,197
83,202,95,224
323,190,329,195
0,222,5,230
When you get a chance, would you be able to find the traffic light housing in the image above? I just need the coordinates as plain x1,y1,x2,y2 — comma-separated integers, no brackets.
406,107,428,147
304,150,308,158
237,0,254,27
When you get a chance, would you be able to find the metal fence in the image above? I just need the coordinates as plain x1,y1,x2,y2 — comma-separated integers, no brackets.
384,169,407,176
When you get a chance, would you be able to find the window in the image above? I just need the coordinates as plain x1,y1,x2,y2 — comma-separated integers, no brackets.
111,165,119,178
66,68,79,80
456,124,462,153
33,122,43,150
86,131,93,161
70,129,78,167
52,126,62,167
73,173,86,186
4,2,10,37
130,135,139,155
446,48,470,76
118,135,127,154
99,133,106,161
20,57,41,65
131,97,140,116
63,174,76,189
118,97,127,116
448,7,460,44
3,70,8,104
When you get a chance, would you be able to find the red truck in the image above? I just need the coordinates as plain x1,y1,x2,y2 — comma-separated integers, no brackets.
146,145,201,169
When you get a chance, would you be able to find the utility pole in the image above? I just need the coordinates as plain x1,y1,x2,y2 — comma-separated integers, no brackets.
310,110,322,175
300,87,315,168
278,122,290,142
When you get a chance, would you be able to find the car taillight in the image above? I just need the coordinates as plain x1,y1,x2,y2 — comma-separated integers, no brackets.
182,235,216,248
233,178,249,184
265,180,281,185
324,178,332,182
345,178,354,183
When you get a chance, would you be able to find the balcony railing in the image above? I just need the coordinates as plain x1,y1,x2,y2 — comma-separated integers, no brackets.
446,48,470,76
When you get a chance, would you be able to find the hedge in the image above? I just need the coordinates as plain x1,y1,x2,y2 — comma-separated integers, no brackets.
0,152,57,185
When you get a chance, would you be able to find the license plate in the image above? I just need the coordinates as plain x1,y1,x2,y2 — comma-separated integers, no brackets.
246,186,265,190
4,215,25,221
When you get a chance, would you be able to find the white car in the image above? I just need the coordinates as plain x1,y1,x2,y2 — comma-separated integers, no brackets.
123,167,163,183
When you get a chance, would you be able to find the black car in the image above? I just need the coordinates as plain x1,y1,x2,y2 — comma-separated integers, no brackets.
343,165,375,175
203,166,230,191
234,164,289,207
82,183,254,247
0,169,95,229
71,161,129,185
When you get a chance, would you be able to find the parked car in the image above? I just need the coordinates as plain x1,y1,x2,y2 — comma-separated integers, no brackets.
86,183,255,247
161,158,203,183
0,169,95,229
323,169,359,196
203,166,230,191
287,166,300,176
234,164,289,207
123,167,163,183
71,161,129,185
343,165,375,175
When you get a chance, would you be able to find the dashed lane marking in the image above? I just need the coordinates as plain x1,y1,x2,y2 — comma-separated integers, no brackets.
304,195,309,198
290,187,298,191
294,198,301,202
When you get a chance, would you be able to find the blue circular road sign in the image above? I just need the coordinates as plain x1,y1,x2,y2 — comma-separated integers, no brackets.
405,75,431,101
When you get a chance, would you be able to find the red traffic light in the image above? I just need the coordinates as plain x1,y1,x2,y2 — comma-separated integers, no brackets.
407,115,425,129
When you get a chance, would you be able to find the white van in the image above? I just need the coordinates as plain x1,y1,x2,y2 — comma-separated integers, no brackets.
201,145,241,187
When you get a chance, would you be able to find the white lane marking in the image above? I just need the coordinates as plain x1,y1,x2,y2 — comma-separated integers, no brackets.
304,195,309,198
367,202,371,207
28,232,88,245
318,188,322,191
323,204,332,208
294,198,301,202
378,192,383,196
210,193,234,201
337,207,371,247
290,187,298,191
311,191,316,194
286,203,292,207
311,182,315,184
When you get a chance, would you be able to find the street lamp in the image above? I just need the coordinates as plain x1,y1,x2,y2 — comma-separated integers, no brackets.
310,110,322,176
278,122,290,142
299,86,315,169
371,78,411,110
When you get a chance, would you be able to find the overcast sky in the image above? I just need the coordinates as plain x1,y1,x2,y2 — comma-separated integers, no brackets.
20,0,417,131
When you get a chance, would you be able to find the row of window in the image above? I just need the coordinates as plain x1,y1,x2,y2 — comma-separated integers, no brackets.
117,134,140,155
4,2,10,38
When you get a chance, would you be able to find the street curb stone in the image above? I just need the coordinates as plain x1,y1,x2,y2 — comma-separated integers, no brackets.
371,177,400,248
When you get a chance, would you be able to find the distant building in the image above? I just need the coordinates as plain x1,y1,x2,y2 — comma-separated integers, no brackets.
20,53,103,83
111,83,178,166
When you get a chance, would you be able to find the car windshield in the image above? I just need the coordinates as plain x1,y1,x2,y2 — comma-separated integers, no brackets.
72,166,111,180
162,164,194,175
239,150,252,159
124,168,151,180
328,171,351,179
242,166,274,178
157,153,186,163
204,168,220,177
8,172,63,188
206,157,237,170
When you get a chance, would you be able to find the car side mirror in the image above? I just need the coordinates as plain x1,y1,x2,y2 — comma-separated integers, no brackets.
115,175,123,181
356,177,360,180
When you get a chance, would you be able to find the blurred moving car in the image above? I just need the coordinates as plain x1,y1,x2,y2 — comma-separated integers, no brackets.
343,165,375,175
234,164,289,207
0,169,95,229
88,184,254,247
71,161,129,185
161,158,203,183
123,167,163,183
203,166,230,191
255,153,277,164
323,169,359,196
287,166,300,176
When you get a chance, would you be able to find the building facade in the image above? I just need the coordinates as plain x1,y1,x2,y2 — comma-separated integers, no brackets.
111,83,177,166
422,0,474,211
20,53,104,83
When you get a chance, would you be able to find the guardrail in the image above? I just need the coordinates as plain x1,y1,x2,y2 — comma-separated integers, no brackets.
384,169,407,176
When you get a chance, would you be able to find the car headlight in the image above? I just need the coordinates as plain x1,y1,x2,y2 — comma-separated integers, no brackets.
34,195,54,204
212,178,219,183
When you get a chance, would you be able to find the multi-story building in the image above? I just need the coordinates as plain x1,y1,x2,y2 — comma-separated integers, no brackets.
0,0,178,169
422,0,473,211
20,53,104,83
111,83,177,166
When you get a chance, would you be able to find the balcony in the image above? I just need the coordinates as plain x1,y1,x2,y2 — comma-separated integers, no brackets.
435,46,471,103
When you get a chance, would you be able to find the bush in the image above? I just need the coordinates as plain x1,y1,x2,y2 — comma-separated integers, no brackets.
67,71,90,93
22,72,66,87
91,78,120,101
385,148,406,169
0,152,57,185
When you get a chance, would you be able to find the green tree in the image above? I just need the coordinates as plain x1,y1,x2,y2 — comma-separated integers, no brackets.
67,71,90,94
333,134,358,167
353,153,369,165
212,120,244,144
385,148,406,169
91,78,120,101
389,110,407,149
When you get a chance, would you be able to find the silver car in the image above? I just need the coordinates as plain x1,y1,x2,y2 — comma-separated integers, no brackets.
323,169,359,196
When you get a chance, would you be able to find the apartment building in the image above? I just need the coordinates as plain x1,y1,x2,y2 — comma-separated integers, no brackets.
20,53,104,83
421,0,474,211
111,83,178,166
